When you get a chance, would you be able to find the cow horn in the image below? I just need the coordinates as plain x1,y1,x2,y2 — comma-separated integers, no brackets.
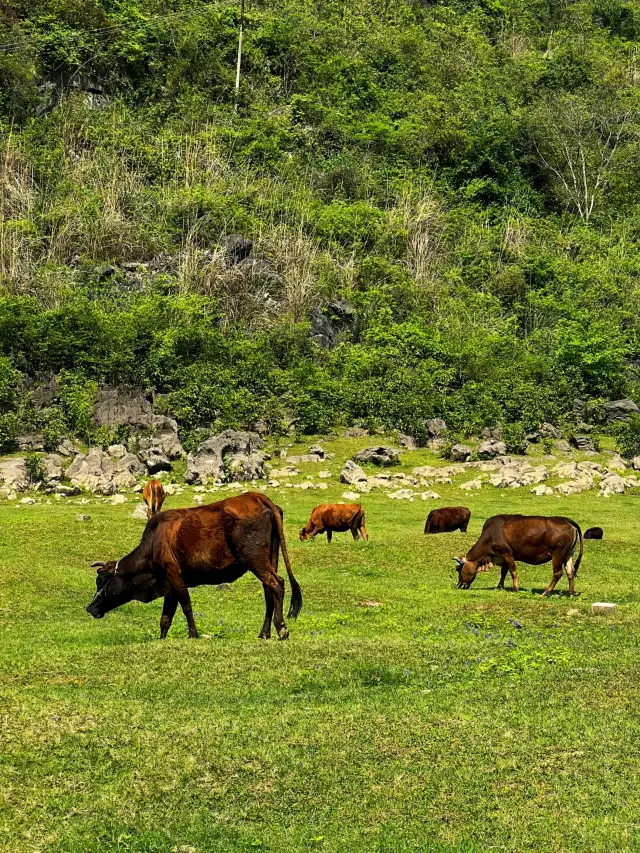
453,557,464,569
91,561,106,568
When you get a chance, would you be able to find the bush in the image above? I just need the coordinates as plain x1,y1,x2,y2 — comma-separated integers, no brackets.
615,415,640,459
24,453,46,485
502,423,528,455
0,413,19,453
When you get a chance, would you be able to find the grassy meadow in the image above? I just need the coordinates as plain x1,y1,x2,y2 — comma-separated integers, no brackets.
1,438,640,852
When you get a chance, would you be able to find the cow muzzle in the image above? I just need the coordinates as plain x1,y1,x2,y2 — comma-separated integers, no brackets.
86,604,104,619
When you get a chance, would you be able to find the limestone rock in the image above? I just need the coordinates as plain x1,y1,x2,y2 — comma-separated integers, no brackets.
66,447,145,494
343,427,368,438
476,440,507,459
388,489,415,500
353,446,400,467
107,444,127,458
531,485,554,496
605,399,639,423
44,454,64,482
569,435,595,452
599,473,626,497
340,460,368,486
138,446,172,474
426,418,447,438
0,458,29,492
605,455,628,472
342,491,361,501
397,433,417,451
451,444,472,462
460,478,482,491
421,491,441,500
184,431,266,485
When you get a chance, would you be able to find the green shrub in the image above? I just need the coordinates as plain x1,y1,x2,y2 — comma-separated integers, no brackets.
24,453,46,485
615,415,640,459
502,423,528,455
0,413,19,453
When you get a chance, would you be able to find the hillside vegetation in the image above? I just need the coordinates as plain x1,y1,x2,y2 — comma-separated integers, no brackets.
1,0,640,448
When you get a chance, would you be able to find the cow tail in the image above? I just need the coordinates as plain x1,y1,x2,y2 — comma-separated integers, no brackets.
257,494,302,619
571,521,584,575
276,507,303,619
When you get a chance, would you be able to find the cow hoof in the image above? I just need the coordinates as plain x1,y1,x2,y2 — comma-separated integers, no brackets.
278,629,290,641
258,633,271,641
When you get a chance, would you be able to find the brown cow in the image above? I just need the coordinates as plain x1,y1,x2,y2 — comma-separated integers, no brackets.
87,492,302,640
142,478,166,519
300,503,368,542
455,514,583,597
424,506,470,534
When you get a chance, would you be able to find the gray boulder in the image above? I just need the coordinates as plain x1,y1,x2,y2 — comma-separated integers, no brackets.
476,440,507,459
0,458,29,492
605,399,639,423
481,426,502,441
426,418,447,438
343,427,368,438
138,446,172,474
44,454,64,482
184,431,267,485
17,434,45,452
340,460,369,486
56,438,79,457
397,433,417,451
309,300,355,349
353,446,400,467
93,386,154,427
451,444,472,462
222,234,253,266
527,423,561,442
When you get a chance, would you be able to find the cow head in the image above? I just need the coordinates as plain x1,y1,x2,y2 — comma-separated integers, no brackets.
86,560,160,619
454,556,478,590
299,527,311,541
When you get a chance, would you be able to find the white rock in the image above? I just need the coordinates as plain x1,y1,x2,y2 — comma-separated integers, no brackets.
606,455,628,472
317,482,329,490
598,473,626,497
20,497,35,505
342,491,361,501
106,494,127,505
193,494,204,503
388,489,415,500
531,485,554,496
107,444,127,459
632,456,640,472
269,480,280,488
420,491,441,500
318,471,331,479
555,462,579,479
460,478,482,491
592,602,617,614
131,503,148,520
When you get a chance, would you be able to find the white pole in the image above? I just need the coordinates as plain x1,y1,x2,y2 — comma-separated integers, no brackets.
235,0,245,104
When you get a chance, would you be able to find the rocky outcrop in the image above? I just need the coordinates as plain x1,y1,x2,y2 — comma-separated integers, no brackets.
93,388,184,458
353,446,400,467
309,300,355,348
340,460,368,486
222,234,253,266
397,434,417,451
426,418,447,438
138,446,172,474
343,427,368,438
66,447,146,494
184,431,267,485
569,435,595,452
527,423,561,442
605,399,639,423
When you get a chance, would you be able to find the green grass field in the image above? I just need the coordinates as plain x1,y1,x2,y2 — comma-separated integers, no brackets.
1,440,640,853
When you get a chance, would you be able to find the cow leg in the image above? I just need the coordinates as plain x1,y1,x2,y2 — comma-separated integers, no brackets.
502,555,519,592
327,529,333,543
160,592,179,639
251,569,287,639
497,565,509,589
170,578,198,638
564,557,576,596
259,584,275,640
541,555,565,598
360,521,368,541
350,524,359,540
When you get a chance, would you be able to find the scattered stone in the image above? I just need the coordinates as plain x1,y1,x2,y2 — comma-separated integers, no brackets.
606,455,628,472
76,514,91,522
270,466,299,477
531,485,554,496
476,439,507,459
340,460,368,486
268,480,280,488
19,497,35,505
56,438,79,457
342,491,361,501
67,447,145,494
222,234,253,266
184,430,266,485
353,446,400,467
632,457,640,471
318,470,331,479
460,478,483,491
17,433,45,452
131,503,148,520
343,427,368,438
421,491,441,500
308,444,326,458
54,484,81,497
388,489,415,500
193,494,204,503
357,600,383,608
555,462,579,479
451,444,472,462
555,439,572,453
599,474,626,497
317,482,329,490
592,602,617,614
44,454,64,482
106,494,127,505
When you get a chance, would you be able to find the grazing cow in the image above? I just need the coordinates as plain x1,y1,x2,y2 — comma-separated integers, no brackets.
454,514,583,597
584,527,603,540
424,506,470,535
142,478,166,519
300,503,368,543
87,492,302,640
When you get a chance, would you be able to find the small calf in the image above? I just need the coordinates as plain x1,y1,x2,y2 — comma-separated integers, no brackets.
300,503,368,543
424,506,470,535
142,479,166,520
584,527,603,540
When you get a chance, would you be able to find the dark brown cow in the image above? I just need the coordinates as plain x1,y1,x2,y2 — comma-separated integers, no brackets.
142,478,166,520
455,514,583,597
300,503,368,543
87,492,302,640
424,506,470,534
584,527,603,540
